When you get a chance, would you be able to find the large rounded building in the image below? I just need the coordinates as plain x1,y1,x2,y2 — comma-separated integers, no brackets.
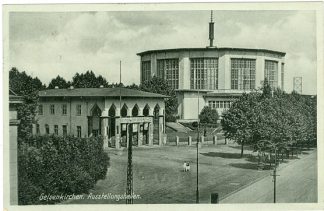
137,13,286,121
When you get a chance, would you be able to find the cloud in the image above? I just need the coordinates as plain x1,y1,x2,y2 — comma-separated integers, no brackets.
9,10,317,94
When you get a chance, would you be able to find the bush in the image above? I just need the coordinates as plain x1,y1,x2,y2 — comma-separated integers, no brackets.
18,135,110,205
199,106,219,124
166,115,179,122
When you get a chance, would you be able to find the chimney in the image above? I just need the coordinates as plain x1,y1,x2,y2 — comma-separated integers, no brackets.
208,10,216,48
54,86,59,89
69,85,74,90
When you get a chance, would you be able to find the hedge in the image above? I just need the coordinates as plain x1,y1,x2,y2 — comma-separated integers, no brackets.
18,135,110,205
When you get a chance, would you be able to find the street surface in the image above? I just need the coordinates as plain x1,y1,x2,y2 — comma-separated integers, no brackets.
63,143,317,204
221,149,317,203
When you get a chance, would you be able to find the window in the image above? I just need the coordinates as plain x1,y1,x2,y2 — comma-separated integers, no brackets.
45,124,49,134
36,124,40,134
190,58,218,90
76,105,82,116
281,63,285,90
50,104,55,115
62,125,67,137
231,59,256,90
157,59,179,89
54,125,58,135
141,61,151,82
38,105,43,115
62,104,67,115
265,60,278,89
77,126,81,138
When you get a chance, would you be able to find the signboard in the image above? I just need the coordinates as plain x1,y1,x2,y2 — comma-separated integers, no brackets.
119,116,152,124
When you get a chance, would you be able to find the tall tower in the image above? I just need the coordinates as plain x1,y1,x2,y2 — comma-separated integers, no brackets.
208,10,216,48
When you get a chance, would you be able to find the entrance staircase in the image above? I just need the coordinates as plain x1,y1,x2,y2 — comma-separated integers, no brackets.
166,122,191,133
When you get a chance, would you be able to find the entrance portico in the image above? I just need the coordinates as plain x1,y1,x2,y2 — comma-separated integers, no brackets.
100,92,166,149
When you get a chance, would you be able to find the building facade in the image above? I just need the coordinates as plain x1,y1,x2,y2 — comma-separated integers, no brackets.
34,87,167,149
138,48,285,120
138,14,286,121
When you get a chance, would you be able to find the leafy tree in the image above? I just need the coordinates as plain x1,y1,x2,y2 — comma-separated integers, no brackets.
71,70,109,88
9,67,45,96
9,67,45,138
140,76,178,122
221,92,262,157
47,75,70,89
125,83,140,90
18,135,109,205
199,106,219,124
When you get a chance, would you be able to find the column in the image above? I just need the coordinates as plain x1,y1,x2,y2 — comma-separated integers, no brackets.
158,116,164,146
149,121,153,146
138,123,142,147
9,123,19,205
115,118,120,149
101,118,109,149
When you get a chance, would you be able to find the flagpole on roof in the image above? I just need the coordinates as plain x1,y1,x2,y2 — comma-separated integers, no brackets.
119,60,122,111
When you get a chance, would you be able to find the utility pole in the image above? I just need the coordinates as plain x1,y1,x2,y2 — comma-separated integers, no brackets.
126,124,133,204
271,146,279,203
196,89,200,204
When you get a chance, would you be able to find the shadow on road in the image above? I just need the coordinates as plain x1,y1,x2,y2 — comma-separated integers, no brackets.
200,152,245,159
228,163,257,170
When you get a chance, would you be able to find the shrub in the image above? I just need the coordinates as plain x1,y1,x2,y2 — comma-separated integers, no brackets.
18,135,110,205
199,106,219,124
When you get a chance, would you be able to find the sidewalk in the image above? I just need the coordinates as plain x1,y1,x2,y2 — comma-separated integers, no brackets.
220,149,317,203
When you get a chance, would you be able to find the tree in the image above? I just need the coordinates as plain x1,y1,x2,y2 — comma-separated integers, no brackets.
71,70,109,88
125,83,140,90
199,106,219,124
9,67,45,96
48,75,70,89
9,67,45,138
221,92,262,157
140,76,178,122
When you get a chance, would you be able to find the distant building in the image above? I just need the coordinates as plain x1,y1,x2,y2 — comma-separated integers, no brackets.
9,89,23,205
34,87,167,148
137,12,286,121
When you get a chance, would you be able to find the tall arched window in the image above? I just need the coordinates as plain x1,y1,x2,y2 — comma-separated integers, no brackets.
132,104,139,117
143,104,150,116
109,104,116,117
121,104,128,117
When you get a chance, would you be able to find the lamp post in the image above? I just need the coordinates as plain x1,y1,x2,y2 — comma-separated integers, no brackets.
258,139,279,203
196,90,200,203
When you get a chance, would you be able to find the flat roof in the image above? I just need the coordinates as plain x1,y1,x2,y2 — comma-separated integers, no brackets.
137,47,286,57
39,87,168,98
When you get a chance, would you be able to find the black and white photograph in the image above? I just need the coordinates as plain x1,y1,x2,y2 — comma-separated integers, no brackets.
2,2,324,210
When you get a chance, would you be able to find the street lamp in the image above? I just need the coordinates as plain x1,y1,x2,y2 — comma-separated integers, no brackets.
258,139,279,203
196,89,200,203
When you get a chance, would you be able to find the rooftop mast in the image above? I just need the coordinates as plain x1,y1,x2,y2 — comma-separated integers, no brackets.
208,10,216,48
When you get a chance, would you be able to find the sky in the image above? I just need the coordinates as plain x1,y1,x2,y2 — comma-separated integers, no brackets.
9,10,317,94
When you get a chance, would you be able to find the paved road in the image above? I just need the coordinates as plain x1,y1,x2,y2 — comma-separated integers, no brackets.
221,149,317,203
